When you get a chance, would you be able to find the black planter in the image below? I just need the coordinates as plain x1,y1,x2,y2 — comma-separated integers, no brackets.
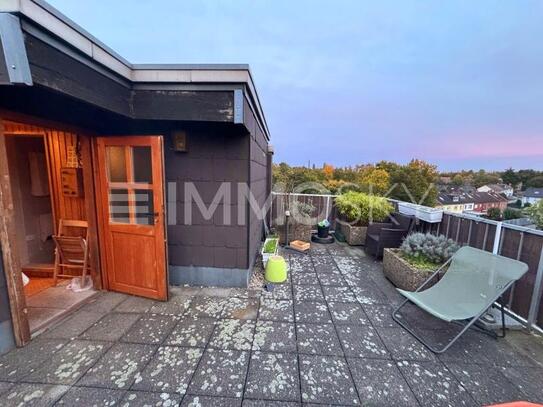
317,225,330,238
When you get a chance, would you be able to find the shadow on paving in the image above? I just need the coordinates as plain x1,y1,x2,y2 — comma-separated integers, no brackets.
0,242,542,406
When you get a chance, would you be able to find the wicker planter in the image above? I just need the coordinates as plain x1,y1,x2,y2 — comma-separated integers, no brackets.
382,248,437,291
277,221,312,245
338,220,367,246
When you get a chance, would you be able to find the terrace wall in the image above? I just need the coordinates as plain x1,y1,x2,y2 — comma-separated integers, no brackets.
165,128,251,287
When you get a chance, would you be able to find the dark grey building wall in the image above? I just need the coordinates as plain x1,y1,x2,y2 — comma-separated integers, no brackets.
165,126,251,286
247,104,269,269
0,247,15,355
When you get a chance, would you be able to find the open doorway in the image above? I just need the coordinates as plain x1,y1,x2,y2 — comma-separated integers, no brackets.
2,121,99,336
5,135,56,297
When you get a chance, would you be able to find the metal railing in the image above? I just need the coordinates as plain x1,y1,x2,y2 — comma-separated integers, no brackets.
271,192,543,332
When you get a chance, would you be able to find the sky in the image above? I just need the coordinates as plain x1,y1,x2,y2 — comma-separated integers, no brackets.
48,0,543,171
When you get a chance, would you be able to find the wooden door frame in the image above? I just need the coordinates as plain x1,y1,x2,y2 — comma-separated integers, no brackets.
93,135,168,300
0,118,31,346
0,112,103,346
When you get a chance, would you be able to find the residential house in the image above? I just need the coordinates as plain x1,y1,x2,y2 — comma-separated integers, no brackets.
0,1,271,350
477,184,514,198
522,188,543,206
437,192,509,214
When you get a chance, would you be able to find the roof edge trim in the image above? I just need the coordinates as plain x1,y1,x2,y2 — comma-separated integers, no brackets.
1,0,270,138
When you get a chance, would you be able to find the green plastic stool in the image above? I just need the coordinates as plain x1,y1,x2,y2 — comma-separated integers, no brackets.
265,255,288,283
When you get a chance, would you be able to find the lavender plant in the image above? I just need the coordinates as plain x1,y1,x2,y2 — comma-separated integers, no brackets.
400,233,459,266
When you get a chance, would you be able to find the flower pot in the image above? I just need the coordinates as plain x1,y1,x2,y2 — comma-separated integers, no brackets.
338,220,367,246
317,225,330,238
265,255,288,283
382,248,439,291
398,202,443,223
277,221,312,245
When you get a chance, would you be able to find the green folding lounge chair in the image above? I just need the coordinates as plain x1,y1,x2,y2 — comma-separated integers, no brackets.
392,246,529,353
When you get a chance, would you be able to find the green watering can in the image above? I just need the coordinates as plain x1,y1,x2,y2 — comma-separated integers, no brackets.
265,255,288,283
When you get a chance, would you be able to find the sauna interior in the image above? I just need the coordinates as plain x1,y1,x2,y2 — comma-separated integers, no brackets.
2,120,98,334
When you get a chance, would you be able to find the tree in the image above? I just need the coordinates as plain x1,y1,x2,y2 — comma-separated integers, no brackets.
501,168,520,187
526,176,543,188
357,166,390,195
472,170,500,188
323,163,334,179
525,200,543,229
451,174,464,186
503,207,522,220
517,169,539,189
385,159,439,207
486,207,502,221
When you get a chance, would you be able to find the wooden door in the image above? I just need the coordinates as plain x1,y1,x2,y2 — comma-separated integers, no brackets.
96,136,167,300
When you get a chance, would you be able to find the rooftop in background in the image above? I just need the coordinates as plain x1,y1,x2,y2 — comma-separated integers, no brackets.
477,184,514,193
437,191,509,206
524,188,543,198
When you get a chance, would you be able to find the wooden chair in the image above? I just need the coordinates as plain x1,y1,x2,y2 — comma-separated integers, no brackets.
52,219,90,286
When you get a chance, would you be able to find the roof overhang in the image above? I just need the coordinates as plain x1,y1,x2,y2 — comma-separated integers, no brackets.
0,0,270,139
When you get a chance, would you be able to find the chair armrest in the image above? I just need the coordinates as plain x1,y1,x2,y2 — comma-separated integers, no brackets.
379,228,408,238
368,222,394,235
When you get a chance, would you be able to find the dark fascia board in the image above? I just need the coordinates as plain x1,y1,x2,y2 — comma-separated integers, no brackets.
0,0,270,139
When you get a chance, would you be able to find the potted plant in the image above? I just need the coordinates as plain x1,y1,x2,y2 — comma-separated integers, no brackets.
317,219,330,238
261,236,279,267
382,232,459,291
335,191,393,245
277,201,315,244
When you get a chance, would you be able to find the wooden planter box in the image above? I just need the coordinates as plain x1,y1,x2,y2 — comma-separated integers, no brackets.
338,220,367,246
277,222,312,245
397,202,443,223
261,237,278,267
382,248,438,291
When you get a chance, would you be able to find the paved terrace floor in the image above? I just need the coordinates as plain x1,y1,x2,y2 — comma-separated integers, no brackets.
1,242,542,406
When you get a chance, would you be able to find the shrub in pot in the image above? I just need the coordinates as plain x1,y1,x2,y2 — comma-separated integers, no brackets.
335,191,393,245
277,201,315,244
383,232,459,291
261,237,278,267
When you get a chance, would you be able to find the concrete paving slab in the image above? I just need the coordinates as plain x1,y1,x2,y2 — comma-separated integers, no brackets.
208,319,255,351
245,352,300,402
24,339,110,385
299,354,359,405
132,346,202,394
165,316,216,348
121,314,179,345
81,312,141,342
296,323,343,356
77,342,156,389
348,357,419,406
252,321,296,353
188,349,249,398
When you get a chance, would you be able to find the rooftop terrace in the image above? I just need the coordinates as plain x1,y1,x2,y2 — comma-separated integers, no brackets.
0,242,542,406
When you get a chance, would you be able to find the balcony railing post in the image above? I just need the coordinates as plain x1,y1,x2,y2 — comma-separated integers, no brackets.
527,248,543,331
492,222,503,255
325,195,331,221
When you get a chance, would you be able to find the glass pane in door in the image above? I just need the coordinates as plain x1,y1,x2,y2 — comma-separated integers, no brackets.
134,190,154,225
132,146,152,183
109,188,130,223
106,146,127,182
